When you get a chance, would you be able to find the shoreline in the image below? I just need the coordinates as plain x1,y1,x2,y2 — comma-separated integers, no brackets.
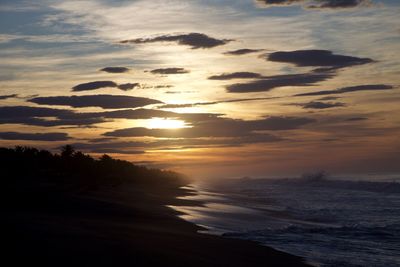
170,183,319,266
6,181,311,266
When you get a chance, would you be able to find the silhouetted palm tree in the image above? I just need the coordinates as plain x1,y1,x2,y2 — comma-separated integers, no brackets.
61,145,75,158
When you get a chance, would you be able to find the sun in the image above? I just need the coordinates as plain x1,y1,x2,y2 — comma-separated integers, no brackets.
147,118,188,129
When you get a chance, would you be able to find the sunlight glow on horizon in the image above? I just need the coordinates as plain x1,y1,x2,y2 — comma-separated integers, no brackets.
146,118,189,129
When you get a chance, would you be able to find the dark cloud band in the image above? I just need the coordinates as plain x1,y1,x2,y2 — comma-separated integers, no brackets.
308,0,371,9
256,0,371,9
267,49,373,69
226,72,333,93
100,67,130,73
29,94,162,109
0,132,70,141
72,81,118,92
294,101,346,109
0,106,177,127
121,33,232,49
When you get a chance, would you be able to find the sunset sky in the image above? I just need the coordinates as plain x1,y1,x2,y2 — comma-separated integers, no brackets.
0,0,399,178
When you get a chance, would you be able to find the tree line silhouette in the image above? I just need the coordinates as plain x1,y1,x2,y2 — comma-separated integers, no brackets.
1,145,186,196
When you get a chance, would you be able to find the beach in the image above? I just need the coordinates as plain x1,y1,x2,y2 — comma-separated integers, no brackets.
5,182,310,267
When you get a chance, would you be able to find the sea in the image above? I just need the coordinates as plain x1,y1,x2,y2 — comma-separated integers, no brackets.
170,175,400,267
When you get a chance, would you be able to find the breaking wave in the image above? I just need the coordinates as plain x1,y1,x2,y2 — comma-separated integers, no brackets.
176,176,400,267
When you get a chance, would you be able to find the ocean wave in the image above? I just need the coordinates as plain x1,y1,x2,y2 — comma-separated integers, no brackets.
225,222,400,239
193,177,400,267
231,178,400,194
223,223,400,267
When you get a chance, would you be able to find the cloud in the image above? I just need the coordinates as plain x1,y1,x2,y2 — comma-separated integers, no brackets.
346,117,368,121
0,117,106,127
267,49,373,69
226,72,333,93
72,81,117,92
139,84,174,89
0,105,218,128
224,49,264,55
117,83,140,91
0,105,107,126
85,148,145,154
29,95,162,109
208,72,263,80
0,106,72,118
100,67,130,73
121,33,232,49
294,101,346,109
150,68,190,75
317,96,341,101
0,104,313,141
0,132,70,141
0,94,18,100
88,137,116,143
308,0,372,9
158,97,277,109
0,106,178,127
89,108,179,120
154,85,174,89
158,103,197,108
248,116,316,130
104,116,315,138
164,90,196,94
67,140,146,154
294,84,393,97
73,133,284,152
256,0,304,7
256,0,372,9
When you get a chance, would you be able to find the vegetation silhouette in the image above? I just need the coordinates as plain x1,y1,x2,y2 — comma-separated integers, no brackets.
1,145,186,198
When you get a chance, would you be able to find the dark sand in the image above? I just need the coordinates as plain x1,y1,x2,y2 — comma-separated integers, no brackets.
5,183,310,267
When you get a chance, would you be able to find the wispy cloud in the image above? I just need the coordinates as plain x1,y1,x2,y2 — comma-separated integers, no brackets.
226,72,333,93
117,83,141,91
72,133,284,152
293,101,346,109
208,72,262,80
294,84,393,96
149,67,190,75
224,48,264,55
0,94,18,100
158,97,277,109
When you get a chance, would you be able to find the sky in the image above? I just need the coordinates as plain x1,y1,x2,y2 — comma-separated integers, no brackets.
0,0,399,179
